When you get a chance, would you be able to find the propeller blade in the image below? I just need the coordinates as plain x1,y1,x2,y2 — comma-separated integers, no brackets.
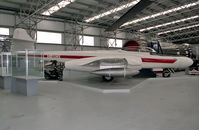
106,0,154,32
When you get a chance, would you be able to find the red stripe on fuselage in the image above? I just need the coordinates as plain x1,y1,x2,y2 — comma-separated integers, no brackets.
18,54,95,59
142,58,177,63
59,55,94,59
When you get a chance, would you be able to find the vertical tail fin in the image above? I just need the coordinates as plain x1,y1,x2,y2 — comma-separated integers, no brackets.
11,28,35,51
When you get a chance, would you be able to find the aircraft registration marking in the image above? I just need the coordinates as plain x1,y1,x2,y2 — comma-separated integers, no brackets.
44,55,94,59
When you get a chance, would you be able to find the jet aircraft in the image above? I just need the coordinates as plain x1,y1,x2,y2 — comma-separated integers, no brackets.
43,45,193,81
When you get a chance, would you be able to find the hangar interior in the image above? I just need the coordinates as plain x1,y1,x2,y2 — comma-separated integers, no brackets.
0,0,199,130
0,0,199,51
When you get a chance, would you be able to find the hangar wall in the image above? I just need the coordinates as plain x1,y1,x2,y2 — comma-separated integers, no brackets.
0,13,15,27
192,44,199,56
0,12,131,51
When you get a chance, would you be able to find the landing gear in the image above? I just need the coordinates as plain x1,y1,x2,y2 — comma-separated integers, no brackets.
44,60,65,81
162,68,171,77
44,72,50,80
57,71,63,81
102,76,114,82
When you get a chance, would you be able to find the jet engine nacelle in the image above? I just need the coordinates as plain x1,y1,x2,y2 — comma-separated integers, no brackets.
91,68,140,77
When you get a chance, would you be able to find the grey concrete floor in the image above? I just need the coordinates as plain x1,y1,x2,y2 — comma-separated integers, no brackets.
0,73,199,130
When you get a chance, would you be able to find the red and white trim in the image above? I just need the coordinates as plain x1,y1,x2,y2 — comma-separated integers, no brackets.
141,58,177,63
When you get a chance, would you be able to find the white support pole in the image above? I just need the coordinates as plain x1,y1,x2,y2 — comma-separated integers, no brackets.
25,50,28,79
1,54,3,76
6,54,9,75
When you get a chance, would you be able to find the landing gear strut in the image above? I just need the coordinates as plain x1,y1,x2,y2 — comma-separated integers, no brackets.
102,76,114,82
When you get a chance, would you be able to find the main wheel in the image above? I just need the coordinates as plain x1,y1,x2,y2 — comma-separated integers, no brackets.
57,72,63,81
58,76,63,81
162,69,171,77
102,76,114,82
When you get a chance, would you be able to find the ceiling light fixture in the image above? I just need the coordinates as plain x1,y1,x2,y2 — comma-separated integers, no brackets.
85,0,140,23
139,15,199,32
122,1,199,27
158,23,199,35
42,0,75,16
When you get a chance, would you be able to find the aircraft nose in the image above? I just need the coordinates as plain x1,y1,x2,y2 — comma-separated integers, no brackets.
177,57,193,68
186,57,194,67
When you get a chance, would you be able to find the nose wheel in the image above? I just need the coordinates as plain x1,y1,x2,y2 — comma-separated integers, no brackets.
102,76,114,82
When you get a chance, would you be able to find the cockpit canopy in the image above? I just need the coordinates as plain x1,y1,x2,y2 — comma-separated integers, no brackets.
122,40,156,53
123,46,156,53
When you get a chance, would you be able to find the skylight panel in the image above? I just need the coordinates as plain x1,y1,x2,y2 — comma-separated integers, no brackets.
140,15,199,32
158,23,199,35
42,0,75,16
122,1,199,27
85,0,140,23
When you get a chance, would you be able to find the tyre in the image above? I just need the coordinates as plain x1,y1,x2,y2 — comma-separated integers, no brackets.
58,76,63,81
102,76,114,82
44,73,50,80
162,69,171,77
57,72,63,81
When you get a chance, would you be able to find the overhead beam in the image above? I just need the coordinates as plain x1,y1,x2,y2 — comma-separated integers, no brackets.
75,1,104,10
106,0,154,32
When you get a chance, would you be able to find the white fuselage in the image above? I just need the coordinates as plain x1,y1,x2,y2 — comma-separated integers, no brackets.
43,49,193,73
